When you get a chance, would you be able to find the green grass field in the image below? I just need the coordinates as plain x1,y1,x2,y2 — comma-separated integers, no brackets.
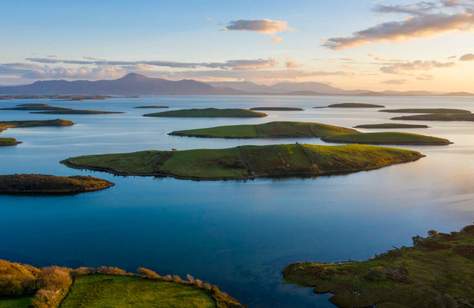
62,144,423,180
283,224,474,307
0,297,31,308
322,132,451,145
61,275,216,308
143,108,267,118
170,121,357,139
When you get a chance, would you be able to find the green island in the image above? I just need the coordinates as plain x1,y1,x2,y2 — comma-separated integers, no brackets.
0,259,242,308
380,108,471,114
134,105,169,109
0,138,20,147
143,108,267,118
392,113,474,122
0,174,113,195
169,121,450,145
283,224,474,308
324,103,384,108
250,107,303,111
61,144,423,180
0,95,111,101
170,121,357,139
354,123,429,129
1,103,122,115
322,132,451,146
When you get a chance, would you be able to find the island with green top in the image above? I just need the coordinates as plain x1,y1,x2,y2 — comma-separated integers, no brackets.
283,224,474,307
0,137,20,146
0,259,242,308
134,105,169,109
324,103,384,108
62,144,423,180
380,108,471,114
1,103,122,115
169,121,450,145
355,123,429,129
0,174,113,195
392,113,474,121
250,107,303,111
143,108,267,118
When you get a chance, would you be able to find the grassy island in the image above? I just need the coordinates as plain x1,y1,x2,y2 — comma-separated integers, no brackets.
1,103,122,115
392,113,474,122
0,260,242,308
0,174,113,195
250,107,303,111
0,119,74,133
134,105,169,109
62,144,423,180
0,138,20,147
325,103,384,108
143,108,267,118
322,132,450,146
380,108,471,114
170,121,357,139
283,224,474,308
355,123,429,129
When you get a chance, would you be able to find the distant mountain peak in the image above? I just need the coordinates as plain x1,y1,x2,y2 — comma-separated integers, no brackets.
119,72,148,80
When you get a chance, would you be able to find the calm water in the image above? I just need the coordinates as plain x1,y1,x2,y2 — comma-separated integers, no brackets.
1,95,474,307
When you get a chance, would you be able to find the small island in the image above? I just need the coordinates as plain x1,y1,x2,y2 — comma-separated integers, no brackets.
1,103,122,115
0,174,113,195
134,105,169,109
62,144,423,180
355,123,429,129
143,108,267,118
0,137,20,146
324,103,384,108
322,132,451,146
250,107,303,111
170,121,357,139
0,119,74,133
0,259,242,308
380,108,471,114
169,121,450,145
283,224,474,307
392,113,474,122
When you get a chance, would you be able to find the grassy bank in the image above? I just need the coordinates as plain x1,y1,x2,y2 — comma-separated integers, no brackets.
170,121,357,139
62,144,423,180
283,224,474,307
0,174,113,195
322,132,451,145
143,108,267,118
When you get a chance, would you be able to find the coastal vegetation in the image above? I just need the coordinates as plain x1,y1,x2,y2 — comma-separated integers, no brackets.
170,121,357,139
0,260,242,308
169,121,449,145
322,132,450,146
1,103,122,114
62,144,423,180
283,224,474,307
0,174,113,194
355,123,429,129
324,103,384,108
250,107,303,111
143,108,267,118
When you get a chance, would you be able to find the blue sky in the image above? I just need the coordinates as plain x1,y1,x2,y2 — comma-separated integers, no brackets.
1,0,473,91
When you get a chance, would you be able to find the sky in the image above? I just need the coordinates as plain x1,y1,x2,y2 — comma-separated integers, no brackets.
0,0,473,92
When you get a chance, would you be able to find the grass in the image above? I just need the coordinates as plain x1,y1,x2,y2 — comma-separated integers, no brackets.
325,103,384,108
283,224,474,307
392,113,474,121
322,132,451,145
0,297,32,308
0,138,20,146
380,108,471,114
0,174,114,194
143,108,267,118
354,123,429,129
250,107,303,111
62,144,423,180
170,121,357,139
61,275,216,308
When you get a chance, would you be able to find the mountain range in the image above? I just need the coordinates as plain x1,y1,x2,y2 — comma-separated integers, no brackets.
0,73,472,96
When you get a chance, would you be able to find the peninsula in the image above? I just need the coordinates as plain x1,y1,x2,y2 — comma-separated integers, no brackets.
62,144,423,180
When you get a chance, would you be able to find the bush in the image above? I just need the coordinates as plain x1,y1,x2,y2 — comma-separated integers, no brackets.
172,275,182,283
137,267,160,280
96,266,128,276
71,267,94,276
0,259,40,297
32,267,72,308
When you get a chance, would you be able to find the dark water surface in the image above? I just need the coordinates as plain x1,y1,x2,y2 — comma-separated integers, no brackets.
1,95,474,307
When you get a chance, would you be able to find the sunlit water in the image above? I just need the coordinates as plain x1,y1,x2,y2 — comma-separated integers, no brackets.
1,95,474,307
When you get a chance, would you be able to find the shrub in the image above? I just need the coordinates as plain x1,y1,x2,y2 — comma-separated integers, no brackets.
0,259,40,297
172,275,182,283
96,266,128,276
137,267,160,280
32,267,72,308
186,274,195,283
70,267,94,277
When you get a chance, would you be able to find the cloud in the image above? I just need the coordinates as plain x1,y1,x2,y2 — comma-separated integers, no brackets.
380,60,455,74
25,57,277,70
460,53,474,61
325,0,474,50
225,19,289,42
382,79,407,85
